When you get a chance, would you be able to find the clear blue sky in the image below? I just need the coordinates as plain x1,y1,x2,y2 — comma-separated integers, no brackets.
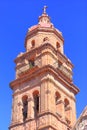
0,0,87,129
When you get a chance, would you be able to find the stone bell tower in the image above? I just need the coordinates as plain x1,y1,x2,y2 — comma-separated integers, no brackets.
9,6,79,130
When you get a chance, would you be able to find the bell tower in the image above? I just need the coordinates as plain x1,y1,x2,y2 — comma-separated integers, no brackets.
9,6,79,130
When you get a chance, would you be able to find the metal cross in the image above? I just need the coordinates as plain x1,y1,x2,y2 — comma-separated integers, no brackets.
43,6,48,14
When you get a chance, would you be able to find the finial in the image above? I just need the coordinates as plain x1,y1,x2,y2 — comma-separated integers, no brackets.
43,6,48,14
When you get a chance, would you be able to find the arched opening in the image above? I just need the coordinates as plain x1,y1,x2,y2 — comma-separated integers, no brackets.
33,90,39,117
55,91,61,116
22,95,28,121
64,98,71,124
55,91,61,104
64,98,69,110
56,42,60,48
56,42,61,52
29,59,35,68
31,40,35,48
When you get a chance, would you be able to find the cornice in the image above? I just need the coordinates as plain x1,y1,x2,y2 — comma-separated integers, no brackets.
12,74,76,101
9,110,71,130
25,26,64,48
10,65,79,95
14,43,73,69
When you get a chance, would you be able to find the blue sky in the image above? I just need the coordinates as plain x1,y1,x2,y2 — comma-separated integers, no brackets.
0,0,87,129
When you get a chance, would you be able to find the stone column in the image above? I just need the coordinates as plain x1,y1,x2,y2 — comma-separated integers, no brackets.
70,99,76,126
57,97,65,122
45,79,56,113
56,99,65,118
17,100,23,122
27,96,34,119
12,96,19,123
40,82,45,113
45,80,50,111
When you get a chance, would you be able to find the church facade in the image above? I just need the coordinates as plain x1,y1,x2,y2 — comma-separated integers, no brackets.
72,106,87,130
9,7,79,130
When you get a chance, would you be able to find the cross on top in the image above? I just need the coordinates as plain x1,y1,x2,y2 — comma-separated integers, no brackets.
43,6,48,14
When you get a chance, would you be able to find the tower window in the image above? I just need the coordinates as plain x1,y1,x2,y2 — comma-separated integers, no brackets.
55,91,62,117
31,40,35,48
29,60,35,68
64,98,69,111
22,95,28,121
56,42,60,49
34,95,39,112
58,60,62,68
64,98,71,123
55,91,61,104
33,91,39,117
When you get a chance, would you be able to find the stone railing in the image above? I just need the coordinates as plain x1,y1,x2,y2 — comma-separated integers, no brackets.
17,59,72,80
53,61,72,80
17,59,41,76
58,65,72,80
17,64,33,75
